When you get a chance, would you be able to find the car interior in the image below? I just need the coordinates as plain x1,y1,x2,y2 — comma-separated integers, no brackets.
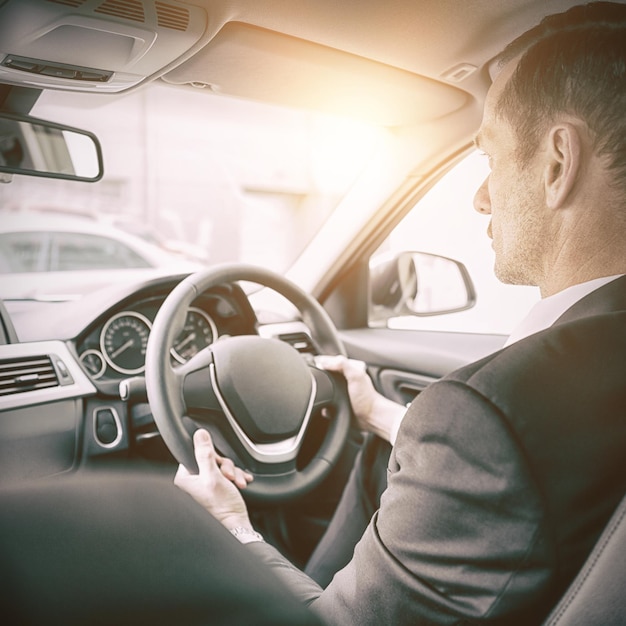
0,1,624,624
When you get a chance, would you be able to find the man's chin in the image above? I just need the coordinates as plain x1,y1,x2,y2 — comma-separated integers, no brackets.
493,264,530,286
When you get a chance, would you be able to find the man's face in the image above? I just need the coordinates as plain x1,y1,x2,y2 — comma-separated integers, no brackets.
473,60,548,288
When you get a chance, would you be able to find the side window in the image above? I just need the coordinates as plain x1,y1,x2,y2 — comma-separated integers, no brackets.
370,151,540,335
0,232,47,272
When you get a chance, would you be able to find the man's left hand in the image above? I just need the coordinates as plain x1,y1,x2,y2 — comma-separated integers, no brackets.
174,429,254,531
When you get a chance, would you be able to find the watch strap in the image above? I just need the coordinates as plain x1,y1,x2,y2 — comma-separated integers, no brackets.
229,526,264,544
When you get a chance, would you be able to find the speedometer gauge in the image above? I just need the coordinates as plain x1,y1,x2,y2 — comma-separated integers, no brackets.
101,311,152,374
171,307,218,363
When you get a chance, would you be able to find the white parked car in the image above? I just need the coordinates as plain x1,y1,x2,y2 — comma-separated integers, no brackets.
0,211,204,300
0,211,203,272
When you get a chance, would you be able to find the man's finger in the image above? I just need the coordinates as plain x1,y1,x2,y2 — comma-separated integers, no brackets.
314,354,346,371
219,456,236,480
343,358,367,377
233,467,253,489
316,355,366,376
218,456,254,488
193,428,217,476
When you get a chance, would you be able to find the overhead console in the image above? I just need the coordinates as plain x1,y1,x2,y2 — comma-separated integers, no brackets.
0,0,208,92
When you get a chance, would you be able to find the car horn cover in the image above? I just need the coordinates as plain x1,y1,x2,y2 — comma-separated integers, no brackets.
210,336,313,443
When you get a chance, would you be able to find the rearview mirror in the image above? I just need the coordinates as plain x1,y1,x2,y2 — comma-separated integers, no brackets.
369,251,476,323
0,112,103,182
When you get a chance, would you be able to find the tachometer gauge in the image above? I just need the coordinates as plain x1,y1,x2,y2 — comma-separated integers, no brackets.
171,307,218,364
79,349,106,379
101,311,152,374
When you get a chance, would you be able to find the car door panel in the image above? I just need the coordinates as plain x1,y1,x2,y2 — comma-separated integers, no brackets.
339,327,506,403
377,369,437,407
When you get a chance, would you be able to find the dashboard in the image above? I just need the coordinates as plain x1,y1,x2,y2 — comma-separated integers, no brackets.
0,273,291,485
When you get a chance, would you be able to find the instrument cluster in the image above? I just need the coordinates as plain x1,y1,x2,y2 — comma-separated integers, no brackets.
76,289,251,382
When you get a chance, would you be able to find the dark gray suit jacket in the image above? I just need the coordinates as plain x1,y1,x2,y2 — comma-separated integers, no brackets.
249,276,626,625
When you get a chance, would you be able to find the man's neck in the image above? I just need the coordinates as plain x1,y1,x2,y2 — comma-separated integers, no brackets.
540,270,626,298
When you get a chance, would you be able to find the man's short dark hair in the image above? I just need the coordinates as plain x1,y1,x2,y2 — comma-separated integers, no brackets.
495,2,626,193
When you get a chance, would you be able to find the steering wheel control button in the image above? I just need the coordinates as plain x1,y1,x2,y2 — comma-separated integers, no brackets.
94,407,122,447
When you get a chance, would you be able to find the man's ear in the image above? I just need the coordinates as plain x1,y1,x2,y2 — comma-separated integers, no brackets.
544,122,582,209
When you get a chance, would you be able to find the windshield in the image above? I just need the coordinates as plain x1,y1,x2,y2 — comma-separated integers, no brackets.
0,81,384,287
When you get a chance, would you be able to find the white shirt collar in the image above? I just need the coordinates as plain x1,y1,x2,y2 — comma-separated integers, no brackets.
504,275,624,347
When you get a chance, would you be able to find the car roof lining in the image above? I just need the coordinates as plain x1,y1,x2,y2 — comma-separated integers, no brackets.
0,0,589,125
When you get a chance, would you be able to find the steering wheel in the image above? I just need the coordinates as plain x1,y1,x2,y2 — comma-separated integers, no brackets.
145,263,351,503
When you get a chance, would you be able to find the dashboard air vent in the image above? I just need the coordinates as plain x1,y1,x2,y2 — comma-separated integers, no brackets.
279,332,316,355
0,355,59,397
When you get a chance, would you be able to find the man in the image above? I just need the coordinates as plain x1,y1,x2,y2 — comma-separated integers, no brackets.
175,3,626,624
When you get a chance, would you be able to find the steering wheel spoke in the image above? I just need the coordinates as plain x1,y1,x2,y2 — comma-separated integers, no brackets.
178,348,222,413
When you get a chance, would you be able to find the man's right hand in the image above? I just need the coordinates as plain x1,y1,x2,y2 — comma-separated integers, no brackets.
315,355,406,444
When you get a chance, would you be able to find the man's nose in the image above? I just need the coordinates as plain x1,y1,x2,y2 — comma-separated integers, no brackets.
473,175,491,214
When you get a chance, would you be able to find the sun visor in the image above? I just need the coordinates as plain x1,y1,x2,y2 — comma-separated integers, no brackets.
0,0,207,93
162,21,468,127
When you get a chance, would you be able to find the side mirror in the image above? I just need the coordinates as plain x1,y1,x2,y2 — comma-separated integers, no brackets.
369,251,476,323
0,112,103,182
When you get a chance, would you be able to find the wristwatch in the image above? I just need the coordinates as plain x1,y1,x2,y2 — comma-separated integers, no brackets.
229,526,265,544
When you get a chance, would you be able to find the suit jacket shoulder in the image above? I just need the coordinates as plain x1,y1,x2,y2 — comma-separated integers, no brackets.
323,277,625,624
417,275,626,618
